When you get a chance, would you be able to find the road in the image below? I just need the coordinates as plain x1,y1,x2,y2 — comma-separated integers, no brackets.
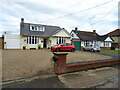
3,64,119,89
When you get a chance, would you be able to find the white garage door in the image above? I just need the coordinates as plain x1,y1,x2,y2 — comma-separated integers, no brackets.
6,37,20,49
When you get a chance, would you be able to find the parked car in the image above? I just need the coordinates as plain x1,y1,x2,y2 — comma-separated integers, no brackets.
82,44,100,52
51,43,76,52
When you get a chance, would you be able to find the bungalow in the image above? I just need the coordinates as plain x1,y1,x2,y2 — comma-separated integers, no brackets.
70,28,113,50
107,29,120,50
4,18,71,49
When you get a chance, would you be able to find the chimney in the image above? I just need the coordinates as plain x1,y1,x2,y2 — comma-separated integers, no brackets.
93,30,96,33
21,18,24,23
20,18,24,26
75,27,78,31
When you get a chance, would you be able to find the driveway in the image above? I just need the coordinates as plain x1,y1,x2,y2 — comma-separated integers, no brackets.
2,49,112,80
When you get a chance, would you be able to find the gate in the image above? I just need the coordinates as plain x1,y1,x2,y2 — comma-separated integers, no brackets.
74,41,81,50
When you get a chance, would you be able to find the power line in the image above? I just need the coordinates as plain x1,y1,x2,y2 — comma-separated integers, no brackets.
40,0,116,22
90,3,119,29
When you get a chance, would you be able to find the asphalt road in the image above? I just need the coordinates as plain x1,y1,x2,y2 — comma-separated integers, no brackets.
4,76,67,88
3,65,119,89
95,52,120,60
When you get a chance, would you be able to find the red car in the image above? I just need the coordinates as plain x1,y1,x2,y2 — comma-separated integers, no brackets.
51,43,76,52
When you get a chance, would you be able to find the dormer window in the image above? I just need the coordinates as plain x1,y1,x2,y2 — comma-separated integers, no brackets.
30,25,45,31
31,26,35,30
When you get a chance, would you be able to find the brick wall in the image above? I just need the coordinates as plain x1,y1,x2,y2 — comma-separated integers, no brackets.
0,37,4,49
66,60,119,73
100,47,111,50
53,52,120,75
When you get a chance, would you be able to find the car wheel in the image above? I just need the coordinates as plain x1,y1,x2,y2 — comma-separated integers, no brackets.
91,49,94,52
56,48,60,52
71,48,75,52
83,48,85,51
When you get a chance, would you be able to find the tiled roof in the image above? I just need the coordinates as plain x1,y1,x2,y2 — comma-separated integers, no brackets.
72,30,108,41
20,23,62,36
107,29,120,36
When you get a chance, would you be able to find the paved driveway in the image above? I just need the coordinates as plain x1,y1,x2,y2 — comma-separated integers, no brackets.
2,49,112,80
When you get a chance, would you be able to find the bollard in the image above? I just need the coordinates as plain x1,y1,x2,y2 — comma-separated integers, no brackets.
53,52,69,74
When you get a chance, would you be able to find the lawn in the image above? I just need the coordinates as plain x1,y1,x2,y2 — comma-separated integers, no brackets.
100,50,120,54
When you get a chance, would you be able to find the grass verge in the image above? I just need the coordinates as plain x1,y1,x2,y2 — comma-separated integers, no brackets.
100,50,120,54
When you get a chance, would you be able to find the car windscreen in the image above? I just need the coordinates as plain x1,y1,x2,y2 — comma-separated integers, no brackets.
86,45,92,47
60,44,67,46
94,44,100,47
67,43,72,46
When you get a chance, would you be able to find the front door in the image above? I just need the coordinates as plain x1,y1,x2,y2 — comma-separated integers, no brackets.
43,39,47,48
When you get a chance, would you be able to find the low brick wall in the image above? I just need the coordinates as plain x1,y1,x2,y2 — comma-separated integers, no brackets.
0,37,4,49
100,47,111,50
66,60,120,73
53,52,120,75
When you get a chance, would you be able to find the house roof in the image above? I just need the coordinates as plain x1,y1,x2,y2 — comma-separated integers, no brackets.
20,23,62,37
107,29,120,36
72,30,108,41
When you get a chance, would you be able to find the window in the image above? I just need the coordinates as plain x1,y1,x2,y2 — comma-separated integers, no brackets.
95,44,100,47
29,36,31,44
84,41,88,46
59,37,61,44
86,45,91,47
56,37,66,44
35,36,37,44
30,25,45,31
32,36,34,44
103,42,105,47
56,38,58,44
27,36,39,44
35,26,37,30
27,36,28,44
71,34,74,37
67,43,72,46
32,26,35,30
90,45,93,47
107,42,109,47
103,41,109,47
61,43,67,46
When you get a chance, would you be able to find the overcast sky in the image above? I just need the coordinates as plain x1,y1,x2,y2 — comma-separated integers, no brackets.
0,0,119,36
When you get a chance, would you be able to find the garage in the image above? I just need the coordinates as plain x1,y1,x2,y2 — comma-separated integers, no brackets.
4,34,20,49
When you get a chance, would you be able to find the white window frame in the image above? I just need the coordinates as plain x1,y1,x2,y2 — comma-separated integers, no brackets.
27,36,39,44
30,25,45,31
56,37,65,44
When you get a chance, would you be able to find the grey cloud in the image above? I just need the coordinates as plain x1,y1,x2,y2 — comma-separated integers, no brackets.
15,2,62,15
